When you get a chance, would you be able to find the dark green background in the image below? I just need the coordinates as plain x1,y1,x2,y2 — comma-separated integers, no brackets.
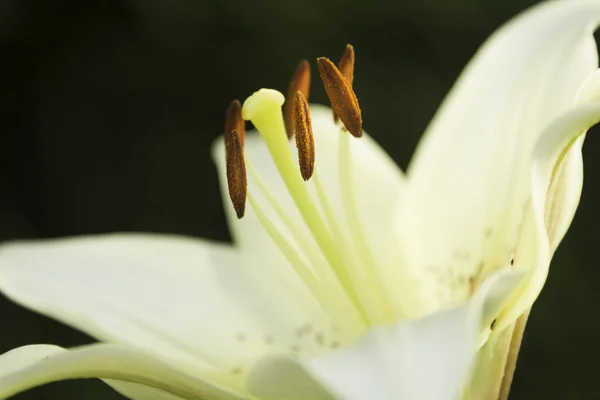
1,0,598,398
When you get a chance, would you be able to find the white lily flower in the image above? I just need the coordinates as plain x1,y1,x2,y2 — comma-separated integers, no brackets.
1,1,600,399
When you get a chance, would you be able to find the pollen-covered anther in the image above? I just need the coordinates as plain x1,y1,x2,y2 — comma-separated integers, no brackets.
225,100,245,147
334,44,355,123
284,60,311,138
294,91,315,181
225,127,247,219
339,44,355,86
317,57,362,138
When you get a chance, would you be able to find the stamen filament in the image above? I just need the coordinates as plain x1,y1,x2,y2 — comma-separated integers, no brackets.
339,130,394,324
312,170,371,321
247,191,361,333
246,161,343,296
246,192,319,292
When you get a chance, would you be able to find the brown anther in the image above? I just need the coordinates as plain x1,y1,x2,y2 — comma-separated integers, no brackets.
225,128,247,219
225,100,245,148
284,60,311,138
338,44,355,86
317,57,362,138
334,44,355,123
294,91,315,181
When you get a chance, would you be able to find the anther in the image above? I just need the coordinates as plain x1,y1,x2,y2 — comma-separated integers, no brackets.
284,60,311,138
294,91,315,181
225,128,247,218
334,44,355,123
225,100,245,147
317,57,362,138
338,44,355,86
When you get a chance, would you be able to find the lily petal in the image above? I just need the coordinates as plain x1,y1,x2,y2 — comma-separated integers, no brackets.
501,99,600,327
395,0,600,317
246,269,523,400
212,104,405,273
304,306,478,400
107,380,188,400
0,344,243,400
0,234,332,375
466,92,600,398
246,355,335,400
543,69,600,251
465,326,515,400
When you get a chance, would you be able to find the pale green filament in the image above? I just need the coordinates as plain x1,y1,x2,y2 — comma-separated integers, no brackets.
242,90,356,311
338,131,394,324
247,162,331,281
247,192,320,290
247,192,359,332
311,170,370,319
246,161,360,326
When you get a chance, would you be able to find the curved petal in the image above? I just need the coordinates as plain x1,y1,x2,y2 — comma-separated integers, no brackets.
0,234,333,375
0,344,243,400
212,104,405,273
107,381,188,400
543,69,600,251
394,0,600,317
464,325,515,400
500,100,600,327
543,136,584,252
246,356,334,400
246,270,523,400
305,305,478,400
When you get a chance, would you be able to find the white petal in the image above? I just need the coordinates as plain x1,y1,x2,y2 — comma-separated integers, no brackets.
212,104,405,272
543,136,584,251
0,344,243,400
247,270,523,400
500,99,600,327
465,326,515,400
395,0,600,317
246,355,334,400
107,381,188,400
306,306,477,400
543,69,600,250
0,234,331,373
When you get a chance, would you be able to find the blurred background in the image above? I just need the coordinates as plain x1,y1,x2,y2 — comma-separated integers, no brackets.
0,0,599,398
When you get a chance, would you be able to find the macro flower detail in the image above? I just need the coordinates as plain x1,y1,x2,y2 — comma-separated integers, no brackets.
1,1,600,399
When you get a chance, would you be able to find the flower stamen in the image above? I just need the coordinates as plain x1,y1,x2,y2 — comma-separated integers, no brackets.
317,57,362,137
338,44,355,86
334,44,355,124
284,60,311,138
245,162,364,334
338,131,393,323
225,99,245,147
294,91,315,181
224,121,246,219
241,89,368,322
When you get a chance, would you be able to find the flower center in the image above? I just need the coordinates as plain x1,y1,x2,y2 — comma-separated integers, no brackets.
223,46,397,336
